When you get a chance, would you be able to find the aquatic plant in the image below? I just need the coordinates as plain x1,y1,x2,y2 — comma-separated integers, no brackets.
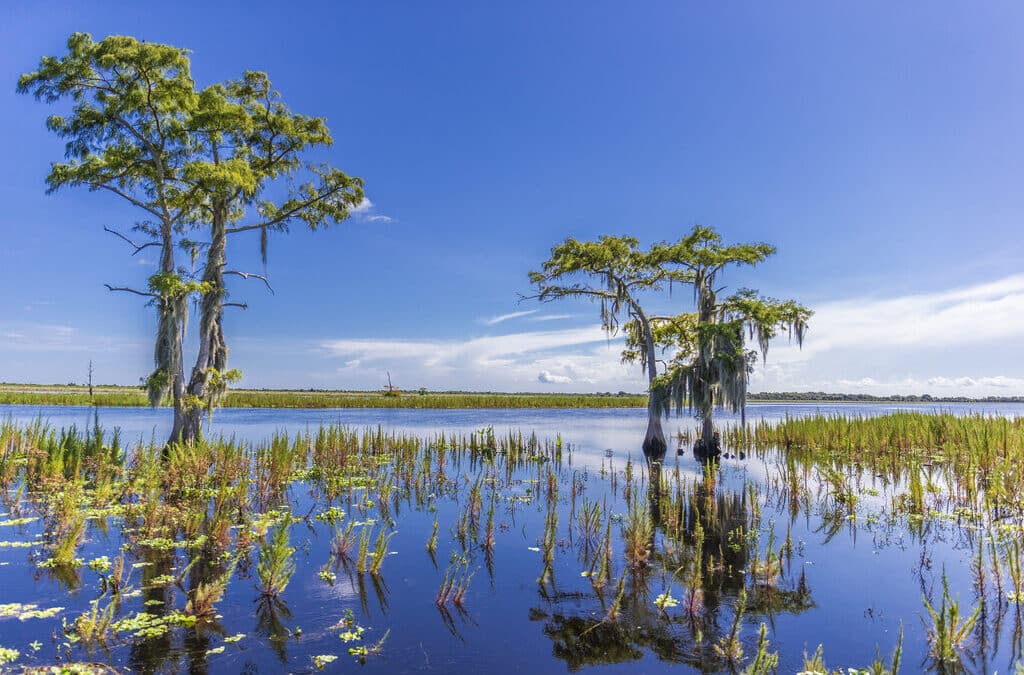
426,517,439,553
922,573,981,666
714,587,747,664
0,646,18,666
68,598,116,646
622,501,653,570
436,557,477,608
332,521,358,560
186,558,237,618
743,622,779,674
368,527,397,575
258,523,296,598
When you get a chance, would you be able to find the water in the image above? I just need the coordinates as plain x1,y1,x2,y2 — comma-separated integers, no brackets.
0,403,1021,673
3,401,1022,463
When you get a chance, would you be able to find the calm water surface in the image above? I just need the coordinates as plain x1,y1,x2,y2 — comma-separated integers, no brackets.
3,401,1023,464
0,403,1020,673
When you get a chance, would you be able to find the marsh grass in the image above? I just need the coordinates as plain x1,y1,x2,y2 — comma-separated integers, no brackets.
0,411,1013,671
923,573,981,666
0,385,646,410
729,412,1024,514
258,523,296,598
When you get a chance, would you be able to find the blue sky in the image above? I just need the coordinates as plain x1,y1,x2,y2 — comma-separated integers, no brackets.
2,1,1023,395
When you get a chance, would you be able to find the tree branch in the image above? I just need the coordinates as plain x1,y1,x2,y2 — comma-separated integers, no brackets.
224,181,350,234
93,183,165,219
224,302,248,310
104,284,157,298
225,270,275,294
103,226,161,256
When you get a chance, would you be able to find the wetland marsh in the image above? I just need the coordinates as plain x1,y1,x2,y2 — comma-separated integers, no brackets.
0,404,1021,673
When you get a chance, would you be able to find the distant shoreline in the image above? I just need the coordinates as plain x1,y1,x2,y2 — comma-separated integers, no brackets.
1,383,1021,409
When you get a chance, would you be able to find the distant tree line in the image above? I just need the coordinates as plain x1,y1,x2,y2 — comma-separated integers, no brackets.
747,391,1024,403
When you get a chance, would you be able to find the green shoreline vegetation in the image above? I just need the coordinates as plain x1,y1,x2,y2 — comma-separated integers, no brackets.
2,384,1022,409
0,384,648,409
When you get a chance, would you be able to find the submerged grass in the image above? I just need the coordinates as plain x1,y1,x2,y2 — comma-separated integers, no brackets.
0,410,1021,671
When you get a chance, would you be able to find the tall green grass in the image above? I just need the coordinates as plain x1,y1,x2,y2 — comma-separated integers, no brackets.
0,385,646,409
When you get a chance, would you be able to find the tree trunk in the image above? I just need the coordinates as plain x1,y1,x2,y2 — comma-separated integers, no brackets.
637,309,666,460
643,405,666,459
167,329,185,445
180,202,229,444
157,220,187,448
692,272,719,459
700,408,719,454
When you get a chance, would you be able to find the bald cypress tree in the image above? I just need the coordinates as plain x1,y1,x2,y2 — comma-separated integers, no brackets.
178,73,363,442
18,33,203,441
529,236,690,458
21,34,364,444
532,227,810,460
647,227,811,456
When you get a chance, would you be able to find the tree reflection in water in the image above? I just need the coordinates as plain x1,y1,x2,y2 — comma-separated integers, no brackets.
534,456,814,671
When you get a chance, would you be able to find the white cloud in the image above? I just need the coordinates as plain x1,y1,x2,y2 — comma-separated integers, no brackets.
350,197,395,224
309,274,1024,395
528,314,576,322
537,370,572,384
481,310,537,326
746,274,1024,395
0,321,130,353
768,273,1024,365
318,325,635,391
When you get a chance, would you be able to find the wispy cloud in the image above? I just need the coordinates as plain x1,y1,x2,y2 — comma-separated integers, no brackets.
750,274,1024,395
528,314,576,322
318,326,633,390
481,309,537,326
0,320,148,385
766,273,1024,366
350,197,395,224
315,274,1024,395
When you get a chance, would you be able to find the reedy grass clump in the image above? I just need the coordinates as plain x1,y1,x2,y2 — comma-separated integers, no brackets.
185,557,237,618
258,523,296,598
801,624,903,674
436,556,477,608
922,573,980,666
730,412,1024,515
622,501,653,570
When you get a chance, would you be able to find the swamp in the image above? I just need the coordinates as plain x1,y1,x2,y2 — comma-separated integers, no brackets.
0,402,1021,673
5,11,1024,675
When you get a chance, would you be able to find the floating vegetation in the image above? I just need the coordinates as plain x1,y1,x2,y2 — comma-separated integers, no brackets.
0,646,19,665
0,603,64,620
0,411,1021,672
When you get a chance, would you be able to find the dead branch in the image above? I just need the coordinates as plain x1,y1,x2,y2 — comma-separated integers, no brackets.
225,270,275,294
104,284,157,298
103,226,161,256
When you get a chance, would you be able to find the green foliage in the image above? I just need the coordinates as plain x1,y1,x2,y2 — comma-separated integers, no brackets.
530,235,678,354
743,622,779,674
531,227,810,441
643,227,810,430
21,33,365,442
922,573,980,666
258,522,296,598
